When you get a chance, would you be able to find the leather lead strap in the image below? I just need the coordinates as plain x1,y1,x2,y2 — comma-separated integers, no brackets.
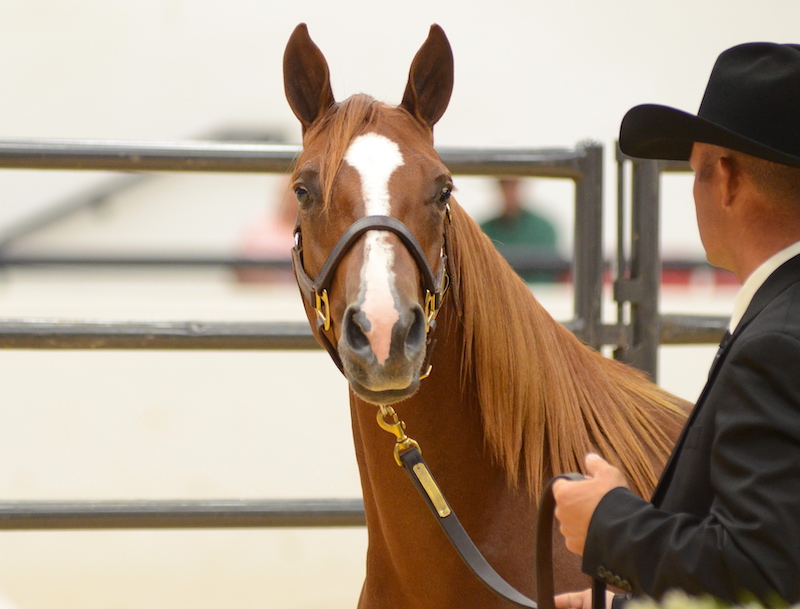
398,448,605,609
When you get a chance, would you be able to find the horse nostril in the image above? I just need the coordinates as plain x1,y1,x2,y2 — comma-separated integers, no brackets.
405,307,427,355
344,307,371,353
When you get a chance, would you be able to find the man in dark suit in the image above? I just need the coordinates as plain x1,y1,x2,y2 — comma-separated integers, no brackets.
553,42,800,607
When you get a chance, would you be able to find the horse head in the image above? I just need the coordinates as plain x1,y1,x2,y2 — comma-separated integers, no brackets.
284,23,455,405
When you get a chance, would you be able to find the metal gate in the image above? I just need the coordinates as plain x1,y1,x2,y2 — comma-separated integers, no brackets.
0,137,724,531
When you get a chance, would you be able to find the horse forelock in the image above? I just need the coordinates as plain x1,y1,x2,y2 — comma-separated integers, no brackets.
295,93,381,210
448,203,688,499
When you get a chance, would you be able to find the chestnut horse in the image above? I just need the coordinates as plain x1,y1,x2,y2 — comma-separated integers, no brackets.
284,23,688,609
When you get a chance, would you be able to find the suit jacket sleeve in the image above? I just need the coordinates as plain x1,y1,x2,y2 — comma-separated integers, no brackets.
582,330,800,604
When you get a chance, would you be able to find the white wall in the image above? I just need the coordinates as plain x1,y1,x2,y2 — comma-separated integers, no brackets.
3,0,800,251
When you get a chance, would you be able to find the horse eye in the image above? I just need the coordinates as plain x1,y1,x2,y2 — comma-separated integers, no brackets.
438,186,452,204
294,185,311,206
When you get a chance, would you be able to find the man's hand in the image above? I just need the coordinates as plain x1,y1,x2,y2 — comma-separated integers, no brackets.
552,453,628,555
555,588,616,609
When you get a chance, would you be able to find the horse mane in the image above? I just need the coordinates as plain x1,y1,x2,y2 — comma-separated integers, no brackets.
296,93,380,208
448,201,688,498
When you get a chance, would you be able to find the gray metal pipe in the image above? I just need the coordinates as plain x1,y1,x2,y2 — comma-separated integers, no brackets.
0,255,294,269
660,314,728,345
0,498,365,530
0,319,319,350
0,315,727,350
0,138,590,177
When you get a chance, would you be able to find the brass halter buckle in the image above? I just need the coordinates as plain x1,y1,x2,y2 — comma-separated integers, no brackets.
424,262,450,332
314,289,331,331
424,290,438,332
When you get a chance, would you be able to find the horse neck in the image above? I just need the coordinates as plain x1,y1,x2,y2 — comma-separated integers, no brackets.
348,298,566,608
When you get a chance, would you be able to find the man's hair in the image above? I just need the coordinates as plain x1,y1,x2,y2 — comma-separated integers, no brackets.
732,152,800,204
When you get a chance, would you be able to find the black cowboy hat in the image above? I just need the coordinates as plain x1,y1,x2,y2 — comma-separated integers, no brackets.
619,42,800,168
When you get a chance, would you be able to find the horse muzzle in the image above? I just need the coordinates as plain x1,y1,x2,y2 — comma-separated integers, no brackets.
338,301,428,404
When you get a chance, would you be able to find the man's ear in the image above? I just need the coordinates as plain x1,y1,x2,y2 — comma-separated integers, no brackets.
718,156,744,208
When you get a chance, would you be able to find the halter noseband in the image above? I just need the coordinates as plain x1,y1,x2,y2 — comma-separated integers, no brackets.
291,209,451,377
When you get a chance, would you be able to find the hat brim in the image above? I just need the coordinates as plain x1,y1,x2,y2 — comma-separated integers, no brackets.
619,104,800,168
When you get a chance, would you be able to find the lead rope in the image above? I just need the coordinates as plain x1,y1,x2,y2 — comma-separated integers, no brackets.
376,405,606,609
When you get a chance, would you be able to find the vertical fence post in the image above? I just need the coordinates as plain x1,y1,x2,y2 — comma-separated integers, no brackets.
572,142,604,350
614,153,661,378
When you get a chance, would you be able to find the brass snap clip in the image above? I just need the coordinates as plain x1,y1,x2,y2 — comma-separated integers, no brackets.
377,405,421,466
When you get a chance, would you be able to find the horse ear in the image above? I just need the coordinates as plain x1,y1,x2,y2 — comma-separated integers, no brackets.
401,24,454,129
283,23,336,133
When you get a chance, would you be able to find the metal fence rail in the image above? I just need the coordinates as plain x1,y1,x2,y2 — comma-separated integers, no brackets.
0,319,317,350
0,255,294,269
0,316,725,350
0,138,592,176
0,499,365,530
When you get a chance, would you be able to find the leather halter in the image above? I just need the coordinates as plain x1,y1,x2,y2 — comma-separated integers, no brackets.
291,210,451,376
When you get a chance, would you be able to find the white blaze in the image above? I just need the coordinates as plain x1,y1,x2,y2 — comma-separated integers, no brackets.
344,133,404,365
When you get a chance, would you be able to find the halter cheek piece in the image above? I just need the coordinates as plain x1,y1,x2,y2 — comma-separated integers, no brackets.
291,208,451,377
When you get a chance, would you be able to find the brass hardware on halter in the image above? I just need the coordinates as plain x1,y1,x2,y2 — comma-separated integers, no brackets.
377,405,421,466
424,269,450,332
314,289,331,331
424,290,438,332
